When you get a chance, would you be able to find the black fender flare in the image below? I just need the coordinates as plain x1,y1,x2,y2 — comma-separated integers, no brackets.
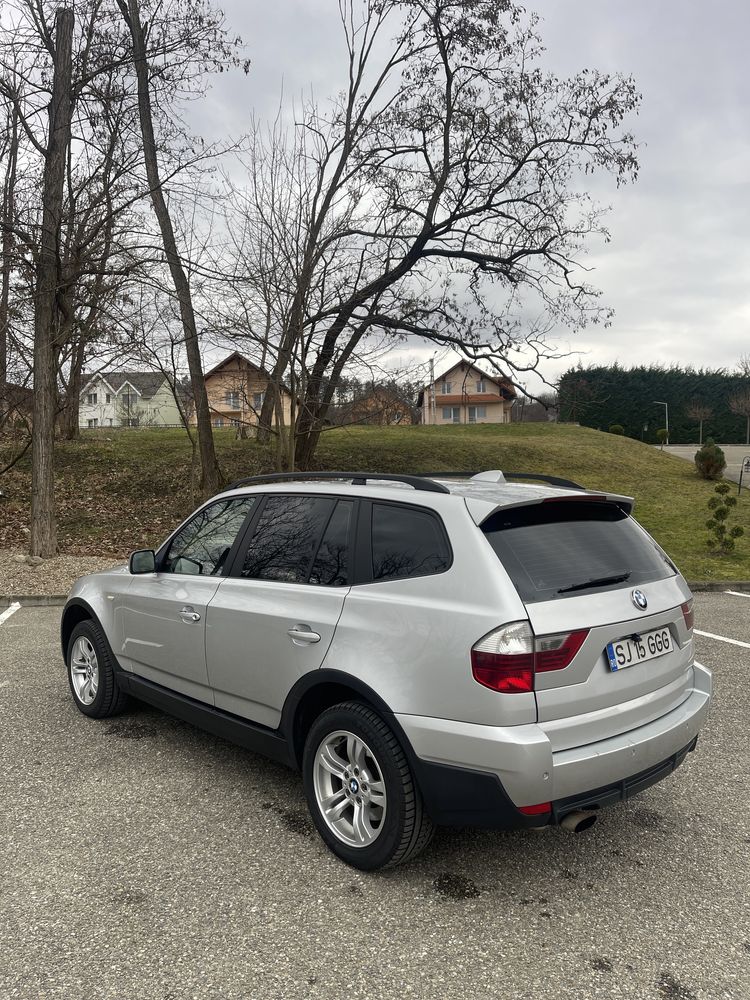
60,597,101,660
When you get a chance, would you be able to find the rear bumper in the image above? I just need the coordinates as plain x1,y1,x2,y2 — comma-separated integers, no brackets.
397,662,712,827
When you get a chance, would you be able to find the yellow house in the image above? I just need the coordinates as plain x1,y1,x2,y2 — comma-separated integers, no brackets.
196,352,293,429
419,361,516,425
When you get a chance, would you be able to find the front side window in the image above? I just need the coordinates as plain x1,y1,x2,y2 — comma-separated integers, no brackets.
468,406,487,422
371,503,451,582
253,392,264,409
440,381,452,394
241,495,335,583
164,497,256,576
226,391,240,408
87,393,97,405
106,393,111,403
476,380,485,393
87,418,98,428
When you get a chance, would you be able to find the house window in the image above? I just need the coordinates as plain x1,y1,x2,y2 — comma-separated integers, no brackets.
105,393,111,403
440,381,452,394
225,391,240,408
87,418,98,428
87,393,97,405
126,417,139,428
475,380,485,393
121,392,136,408
468,406,487,423
442,407,460,423
253,392,264,408
107,418,113,427
214,417,224,427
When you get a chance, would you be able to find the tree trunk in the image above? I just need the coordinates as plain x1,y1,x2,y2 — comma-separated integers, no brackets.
60,335,85,439
698,420,703,446
0,100,19,414
120,0,221,495
746,415,749,448
30,8,74,558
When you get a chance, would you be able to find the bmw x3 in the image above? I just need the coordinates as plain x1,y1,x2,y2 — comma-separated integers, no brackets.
61,470,712,870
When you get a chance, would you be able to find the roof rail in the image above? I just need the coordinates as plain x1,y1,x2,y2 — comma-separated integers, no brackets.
226,471,451,494
418,471,585,490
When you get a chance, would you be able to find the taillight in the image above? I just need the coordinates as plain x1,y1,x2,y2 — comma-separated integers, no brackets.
471,621,535,693
536,630,589,672
681,600,694,632
471,622,589,693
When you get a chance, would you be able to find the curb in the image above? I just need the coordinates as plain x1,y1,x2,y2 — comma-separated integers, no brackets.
0,595,68,608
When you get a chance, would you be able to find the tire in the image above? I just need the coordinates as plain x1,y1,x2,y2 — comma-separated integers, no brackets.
66,619,129,719
302,701,434,871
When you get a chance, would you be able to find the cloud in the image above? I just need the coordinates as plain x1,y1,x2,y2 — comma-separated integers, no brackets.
185,0,750,387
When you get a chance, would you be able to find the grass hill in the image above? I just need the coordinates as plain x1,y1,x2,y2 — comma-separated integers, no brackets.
1,423,748,582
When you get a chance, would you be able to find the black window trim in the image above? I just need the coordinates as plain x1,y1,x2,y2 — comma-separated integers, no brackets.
224,491,360,588
357,498,453,585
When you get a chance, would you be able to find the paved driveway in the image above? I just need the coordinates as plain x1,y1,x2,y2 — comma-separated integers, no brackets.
1,598,749,1000
663,444,750,487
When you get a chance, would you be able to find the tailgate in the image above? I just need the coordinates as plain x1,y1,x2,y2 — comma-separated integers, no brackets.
527,577,695,750
479,497,695,750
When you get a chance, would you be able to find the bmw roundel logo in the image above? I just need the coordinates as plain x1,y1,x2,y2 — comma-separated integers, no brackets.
631,589,648,611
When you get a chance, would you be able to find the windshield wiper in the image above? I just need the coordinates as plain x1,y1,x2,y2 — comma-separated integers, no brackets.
557,572,631,595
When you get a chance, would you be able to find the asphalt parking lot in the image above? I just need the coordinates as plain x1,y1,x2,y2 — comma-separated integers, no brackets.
1,595,749,1000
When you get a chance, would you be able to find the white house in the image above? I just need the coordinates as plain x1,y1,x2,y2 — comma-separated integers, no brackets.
79,372,185,429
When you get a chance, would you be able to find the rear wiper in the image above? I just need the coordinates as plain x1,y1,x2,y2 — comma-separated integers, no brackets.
557,572,631,595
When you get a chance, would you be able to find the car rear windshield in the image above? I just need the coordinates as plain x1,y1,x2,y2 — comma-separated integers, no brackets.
480,500,676,604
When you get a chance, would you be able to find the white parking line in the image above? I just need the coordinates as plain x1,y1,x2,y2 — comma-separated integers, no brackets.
695,629,750,650
725,590,750,599
0,602,21,626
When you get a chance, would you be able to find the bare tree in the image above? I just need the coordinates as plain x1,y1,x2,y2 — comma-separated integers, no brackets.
116,0,247,495
30,8,74,557
685,401,712,446
233,0,639,469
729,389,750,446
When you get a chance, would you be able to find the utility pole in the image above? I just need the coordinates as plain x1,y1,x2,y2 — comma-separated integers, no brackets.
654,400,669,446
429,356,436,425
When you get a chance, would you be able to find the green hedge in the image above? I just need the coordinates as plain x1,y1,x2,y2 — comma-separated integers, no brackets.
559,364,750,444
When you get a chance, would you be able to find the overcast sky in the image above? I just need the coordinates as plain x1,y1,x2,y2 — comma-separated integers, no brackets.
190,0,750,390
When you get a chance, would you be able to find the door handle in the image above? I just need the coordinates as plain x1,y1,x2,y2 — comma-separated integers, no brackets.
179,606,201,623
287,625,321,644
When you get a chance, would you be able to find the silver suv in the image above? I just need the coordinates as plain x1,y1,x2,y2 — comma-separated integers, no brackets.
61,470,712,870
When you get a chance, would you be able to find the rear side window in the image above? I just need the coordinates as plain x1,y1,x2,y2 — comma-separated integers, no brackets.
241,495,334,583
481,501,675,603
371,503,450,582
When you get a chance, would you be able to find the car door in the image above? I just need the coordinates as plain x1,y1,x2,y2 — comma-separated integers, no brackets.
205,494,354,728
120,495,257,703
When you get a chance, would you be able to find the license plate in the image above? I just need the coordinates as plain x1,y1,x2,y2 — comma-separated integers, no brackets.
606,627,673,671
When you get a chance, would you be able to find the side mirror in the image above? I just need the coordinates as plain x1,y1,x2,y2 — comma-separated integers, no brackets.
129,549,156,574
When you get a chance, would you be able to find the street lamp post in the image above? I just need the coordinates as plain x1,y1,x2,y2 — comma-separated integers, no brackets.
654,400,669,446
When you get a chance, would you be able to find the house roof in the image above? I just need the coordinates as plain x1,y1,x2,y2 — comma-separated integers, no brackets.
82,371,167,398
204,351,292,396
421,361,517,399
1,380,33,407
204,351,267,380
